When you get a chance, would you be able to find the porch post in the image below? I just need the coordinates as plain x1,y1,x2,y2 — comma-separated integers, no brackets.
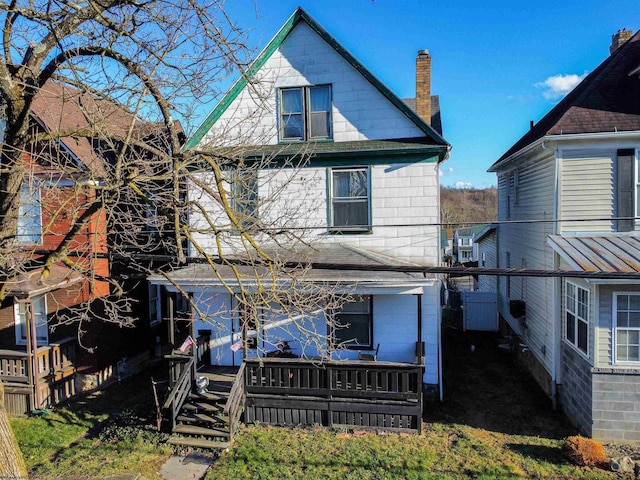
27,300,40,410
416,293,423,365
168,292,175,347
190,293,197,376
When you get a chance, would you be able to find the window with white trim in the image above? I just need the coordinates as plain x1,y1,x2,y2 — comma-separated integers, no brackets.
279,85,332,141
329,167,370,232
15,295,48,345
334,295,372,349
565,282,589,355
17,184,42,244
614,293,640,362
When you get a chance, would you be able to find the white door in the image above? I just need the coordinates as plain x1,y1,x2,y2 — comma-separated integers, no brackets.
462,291,498,332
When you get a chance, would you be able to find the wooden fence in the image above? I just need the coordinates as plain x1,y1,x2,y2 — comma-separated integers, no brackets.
244,358,423,433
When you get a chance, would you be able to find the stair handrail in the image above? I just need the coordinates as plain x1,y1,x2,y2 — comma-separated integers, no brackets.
163,356,195,430
224,362,246,444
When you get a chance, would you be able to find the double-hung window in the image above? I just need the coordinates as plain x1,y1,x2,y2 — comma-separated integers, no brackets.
17,184,42,244
330,167,370,232
229,168,259,232
565,282,589,355
614,293,640,362
279,85,332,141
15,295,48,345
334,295,372,348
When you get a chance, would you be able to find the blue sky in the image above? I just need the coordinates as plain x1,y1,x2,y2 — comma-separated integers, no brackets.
210,1,640,188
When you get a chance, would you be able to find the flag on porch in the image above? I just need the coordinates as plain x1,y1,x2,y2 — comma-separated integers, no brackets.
178,335,195,353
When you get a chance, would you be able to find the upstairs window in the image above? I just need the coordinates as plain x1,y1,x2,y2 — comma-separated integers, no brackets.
565,282,589,355
329,167,370,232
279,85,332,141
17,184,42,244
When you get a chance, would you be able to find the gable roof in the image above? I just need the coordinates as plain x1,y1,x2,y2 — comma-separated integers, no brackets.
186,7,449,150
491,29,640,169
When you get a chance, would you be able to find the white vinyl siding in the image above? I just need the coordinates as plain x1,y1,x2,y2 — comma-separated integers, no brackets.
497,151,556,375
559,151,614,233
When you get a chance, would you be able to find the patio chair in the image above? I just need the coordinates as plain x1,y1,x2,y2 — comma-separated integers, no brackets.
358,343,380,361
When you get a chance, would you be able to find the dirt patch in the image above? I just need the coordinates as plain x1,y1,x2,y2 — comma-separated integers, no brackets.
426,328,578,439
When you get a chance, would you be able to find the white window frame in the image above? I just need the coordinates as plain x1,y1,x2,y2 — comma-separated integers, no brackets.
564,281,589,357
17,184,43,245
14,295,49,346
613,292,640,364
278,85,332,141
328,166,371,233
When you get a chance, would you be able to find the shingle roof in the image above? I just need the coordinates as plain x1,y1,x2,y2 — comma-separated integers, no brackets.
30,81,141,177
149,244,433,286
492,29,640,167
7,264,84,295
402,96,443,136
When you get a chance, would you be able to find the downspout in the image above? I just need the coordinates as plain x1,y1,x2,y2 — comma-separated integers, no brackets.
542,138,560,411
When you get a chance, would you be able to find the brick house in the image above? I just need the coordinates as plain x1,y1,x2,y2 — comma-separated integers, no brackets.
0,82,174,414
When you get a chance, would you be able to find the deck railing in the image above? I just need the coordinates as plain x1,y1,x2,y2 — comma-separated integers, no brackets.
0,337,78,414
244,358,423,433
224,362,246,444
163,355,194,430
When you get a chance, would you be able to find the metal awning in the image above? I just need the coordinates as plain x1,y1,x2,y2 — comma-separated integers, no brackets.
547,234,640,273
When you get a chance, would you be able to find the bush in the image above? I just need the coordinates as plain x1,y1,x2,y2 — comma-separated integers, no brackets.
563,436,607,467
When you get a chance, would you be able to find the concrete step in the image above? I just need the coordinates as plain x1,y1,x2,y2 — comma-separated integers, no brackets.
167,436,229,450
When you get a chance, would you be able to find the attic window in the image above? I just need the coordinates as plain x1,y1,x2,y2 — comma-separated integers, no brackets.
279,85,332,141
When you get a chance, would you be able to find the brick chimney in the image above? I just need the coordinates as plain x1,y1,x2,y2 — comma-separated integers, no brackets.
610,29,633,55
416,49,431,125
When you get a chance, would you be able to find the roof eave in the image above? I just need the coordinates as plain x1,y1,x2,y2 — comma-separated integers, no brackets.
184,7,450,151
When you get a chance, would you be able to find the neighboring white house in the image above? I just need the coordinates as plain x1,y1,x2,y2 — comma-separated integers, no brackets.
453,224,488,264
487,29,640,441
149,8,450,393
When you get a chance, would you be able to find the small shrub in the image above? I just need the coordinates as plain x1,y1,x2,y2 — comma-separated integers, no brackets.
563,435,607,466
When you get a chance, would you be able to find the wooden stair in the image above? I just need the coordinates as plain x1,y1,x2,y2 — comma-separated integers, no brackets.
166,369,238,450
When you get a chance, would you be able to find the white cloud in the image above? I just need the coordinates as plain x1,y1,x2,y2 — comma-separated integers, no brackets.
439,166,455,177
535,72,588,100
455,181,473,189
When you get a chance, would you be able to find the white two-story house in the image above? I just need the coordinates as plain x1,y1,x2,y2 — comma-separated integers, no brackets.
149,8,450,432
487,29,640,442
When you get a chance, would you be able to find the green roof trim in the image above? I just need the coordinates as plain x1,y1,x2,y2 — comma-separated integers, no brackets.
185,7,450,151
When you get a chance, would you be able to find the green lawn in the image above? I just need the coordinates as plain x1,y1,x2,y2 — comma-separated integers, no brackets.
207,424,617,480
9,331,631,479
10,374,172,479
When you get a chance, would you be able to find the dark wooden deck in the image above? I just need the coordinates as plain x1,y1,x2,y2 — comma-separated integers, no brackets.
243,358,423,433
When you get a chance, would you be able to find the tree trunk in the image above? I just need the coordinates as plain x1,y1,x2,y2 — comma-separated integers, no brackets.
0,379,28,479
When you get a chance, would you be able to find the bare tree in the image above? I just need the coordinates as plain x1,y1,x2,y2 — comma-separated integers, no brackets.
0,0,260,471
0,1,359,470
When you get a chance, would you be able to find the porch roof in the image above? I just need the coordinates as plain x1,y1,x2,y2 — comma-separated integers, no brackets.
547,234,640,273
7,264,85,296
149,244,434,288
